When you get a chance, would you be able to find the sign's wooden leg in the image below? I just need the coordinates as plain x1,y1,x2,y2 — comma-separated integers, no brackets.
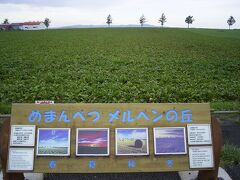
198,117,222,180
0,118,24,180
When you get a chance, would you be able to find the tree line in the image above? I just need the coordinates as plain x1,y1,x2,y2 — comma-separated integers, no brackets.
106,14,237,29
2,15,237,30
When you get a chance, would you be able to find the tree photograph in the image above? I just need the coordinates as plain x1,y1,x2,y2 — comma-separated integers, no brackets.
185,16,194,28
158,13,167,28
106,14,112,27
139,14,146,27
44,18,51,29
227,16,236,29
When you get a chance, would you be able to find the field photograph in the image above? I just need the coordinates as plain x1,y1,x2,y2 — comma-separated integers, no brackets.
154,127,186,154
116,128,149,155
76,128,109,156
37,128,70,156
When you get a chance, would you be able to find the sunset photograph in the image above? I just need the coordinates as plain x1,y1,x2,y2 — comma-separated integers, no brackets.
76,128,109,156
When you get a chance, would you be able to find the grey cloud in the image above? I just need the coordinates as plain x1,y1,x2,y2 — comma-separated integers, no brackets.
0,0,118,8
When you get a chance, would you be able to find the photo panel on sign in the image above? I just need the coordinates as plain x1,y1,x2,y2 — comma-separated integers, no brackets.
10,125,36,146
153,127,187,155
8,148,35,171
76,128,110,156
36,128,71,156
115,128,149,156
187,124,212,145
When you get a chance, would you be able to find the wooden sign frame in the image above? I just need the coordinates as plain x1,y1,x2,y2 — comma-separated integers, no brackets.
0,103,222,180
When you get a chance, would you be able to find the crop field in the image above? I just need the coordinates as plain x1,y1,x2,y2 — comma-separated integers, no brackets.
117,139,148,154
38,147,68,155
0,28,239,111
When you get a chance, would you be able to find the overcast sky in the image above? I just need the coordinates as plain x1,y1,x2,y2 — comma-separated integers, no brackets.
0,0,239,28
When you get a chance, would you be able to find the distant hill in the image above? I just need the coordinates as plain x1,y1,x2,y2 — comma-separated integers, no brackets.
58,24,156,29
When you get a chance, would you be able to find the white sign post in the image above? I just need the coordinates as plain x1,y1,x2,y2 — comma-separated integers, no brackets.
8,148,35,171
10,125,36,146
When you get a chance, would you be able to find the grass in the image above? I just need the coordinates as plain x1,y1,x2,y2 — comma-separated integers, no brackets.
0,103,11,114
0,28,239,113
211,101,240,111
221,144,240,167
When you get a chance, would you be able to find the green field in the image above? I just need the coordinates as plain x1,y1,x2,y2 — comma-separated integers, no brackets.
0,28,239,112
38,146,68,155
117,139,148,154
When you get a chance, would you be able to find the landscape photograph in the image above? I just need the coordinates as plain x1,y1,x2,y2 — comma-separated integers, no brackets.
115,128,149,155
154,127,187,154
76,128,109,156
37,128,70,156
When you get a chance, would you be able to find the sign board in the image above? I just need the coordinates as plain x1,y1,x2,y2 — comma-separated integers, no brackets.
10,125,36,146
8,103,213,173
187,124,212,145
35,100,54,104
8,148,34,171
189,146,214,168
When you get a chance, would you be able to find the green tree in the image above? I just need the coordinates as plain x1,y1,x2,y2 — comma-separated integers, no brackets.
44,18,51,29
185,16,194,28
227,16,236,30
3,19,9,24
158,13,167,28
140,14,146,27
106,14,112,27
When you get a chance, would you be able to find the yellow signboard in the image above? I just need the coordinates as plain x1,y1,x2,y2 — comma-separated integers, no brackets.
9,103,213,173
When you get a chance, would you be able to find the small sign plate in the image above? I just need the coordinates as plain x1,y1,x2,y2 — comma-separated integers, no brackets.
189,146,214,169
187,124,212,145
10,125,36,146
8,148,35,171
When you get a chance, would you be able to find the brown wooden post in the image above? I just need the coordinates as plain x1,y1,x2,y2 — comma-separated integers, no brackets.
0,118,24,180
198,117,222,180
